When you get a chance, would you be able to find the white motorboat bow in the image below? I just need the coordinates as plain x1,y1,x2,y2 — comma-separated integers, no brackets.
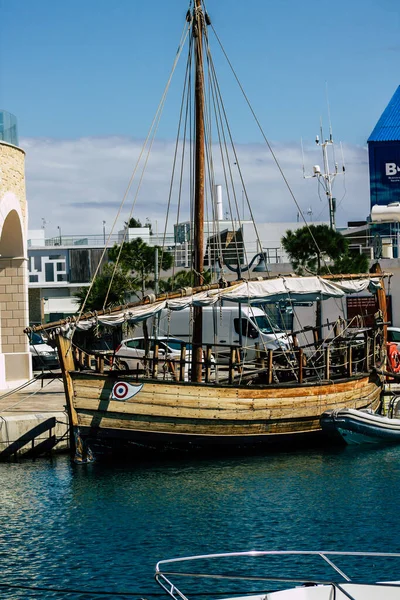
155,550,400,599
320,407,400,445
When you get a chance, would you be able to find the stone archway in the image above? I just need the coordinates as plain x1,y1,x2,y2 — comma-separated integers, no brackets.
0,142,30,388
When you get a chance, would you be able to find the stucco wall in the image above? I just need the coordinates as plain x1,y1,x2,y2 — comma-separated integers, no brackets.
0,141,30,387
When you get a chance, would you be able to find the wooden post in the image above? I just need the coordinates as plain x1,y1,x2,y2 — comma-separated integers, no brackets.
236,348,243,375
370,262,388,341
325,347,330,380
55,334,79,457
179,344,187,382
191,0,206,382
298,348,303,384
365,337,370,371
267,349,273,384
229,347,235,384
334,322,340,338
347,345,353,377
168,359,178,381
205,345,212,383
152,341,159,379
316,299,322,343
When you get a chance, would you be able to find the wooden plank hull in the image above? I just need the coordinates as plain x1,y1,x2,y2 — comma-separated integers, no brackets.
68,370,382,458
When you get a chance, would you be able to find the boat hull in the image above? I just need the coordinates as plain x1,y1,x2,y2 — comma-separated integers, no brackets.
321,407,400,445
67,370,382,458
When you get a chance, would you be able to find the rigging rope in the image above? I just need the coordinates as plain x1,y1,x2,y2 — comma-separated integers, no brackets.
74,20,191,326
165,30,195,283
210,24,332,275
205,44,265,274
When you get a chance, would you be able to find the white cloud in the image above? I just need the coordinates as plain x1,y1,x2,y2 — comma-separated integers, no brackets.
23,136,371,239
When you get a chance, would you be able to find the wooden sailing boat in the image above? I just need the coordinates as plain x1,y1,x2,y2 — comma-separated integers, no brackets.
28,1,387,461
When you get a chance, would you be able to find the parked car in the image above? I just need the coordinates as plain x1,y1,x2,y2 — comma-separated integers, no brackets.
29,332,59,370
388,326,400,344
115,336,215,376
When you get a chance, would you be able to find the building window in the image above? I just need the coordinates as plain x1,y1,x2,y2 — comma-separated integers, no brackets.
29,275,39,283
45,263,55,282
56,262,64,271
57,274,68,282
34,256,41,271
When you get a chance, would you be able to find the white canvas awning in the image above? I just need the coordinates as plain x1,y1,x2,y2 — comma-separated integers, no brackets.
217,277,380,303
69,275,381,331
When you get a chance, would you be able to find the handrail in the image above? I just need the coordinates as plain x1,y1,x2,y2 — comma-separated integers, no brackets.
155,550,400,600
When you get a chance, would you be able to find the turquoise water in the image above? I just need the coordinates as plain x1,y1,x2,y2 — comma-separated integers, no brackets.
1,446,400,598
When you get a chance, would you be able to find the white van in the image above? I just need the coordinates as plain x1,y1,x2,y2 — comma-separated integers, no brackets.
153,305,291,363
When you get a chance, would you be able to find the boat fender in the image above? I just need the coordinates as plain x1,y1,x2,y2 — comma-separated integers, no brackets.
388,343,400,373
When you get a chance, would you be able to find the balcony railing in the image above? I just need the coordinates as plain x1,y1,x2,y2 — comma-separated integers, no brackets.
27,231,400,266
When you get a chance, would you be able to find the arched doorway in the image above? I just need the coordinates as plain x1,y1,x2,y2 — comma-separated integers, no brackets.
0,141,30,388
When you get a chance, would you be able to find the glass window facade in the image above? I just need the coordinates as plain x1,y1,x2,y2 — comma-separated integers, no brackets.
0,110,18,146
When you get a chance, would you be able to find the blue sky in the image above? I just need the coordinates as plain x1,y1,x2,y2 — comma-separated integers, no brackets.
0,0,399,236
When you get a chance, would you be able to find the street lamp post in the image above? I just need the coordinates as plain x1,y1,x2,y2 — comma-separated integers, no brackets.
57,226,61,245
103,221,106,245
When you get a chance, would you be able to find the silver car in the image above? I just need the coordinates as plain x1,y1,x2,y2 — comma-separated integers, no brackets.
29,332,59,370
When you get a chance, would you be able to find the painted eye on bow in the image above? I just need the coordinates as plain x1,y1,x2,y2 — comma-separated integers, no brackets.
111,382,143,401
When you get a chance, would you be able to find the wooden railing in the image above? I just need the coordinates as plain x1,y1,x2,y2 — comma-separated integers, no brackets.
69,322,384,386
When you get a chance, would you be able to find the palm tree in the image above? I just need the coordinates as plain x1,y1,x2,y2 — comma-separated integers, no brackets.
155,269,212,294
74,264,139,312
109,238,174,298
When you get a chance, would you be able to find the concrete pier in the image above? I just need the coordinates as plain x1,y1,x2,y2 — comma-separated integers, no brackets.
0,375,69,459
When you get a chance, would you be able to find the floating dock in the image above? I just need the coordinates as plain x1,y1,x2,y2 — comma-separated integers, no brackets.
0,375,69,460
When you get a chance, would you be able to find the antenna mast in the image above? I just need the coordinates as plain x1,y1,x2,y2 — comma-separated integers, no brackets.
302,100,345,230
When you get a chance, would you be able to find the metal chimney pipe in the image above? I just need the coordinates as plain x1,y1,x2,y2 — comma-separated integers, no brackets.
214,184,223,221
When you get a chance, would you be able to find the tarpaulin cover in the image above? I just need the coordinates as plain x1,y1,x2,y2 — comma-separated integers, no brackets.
70,276,380,331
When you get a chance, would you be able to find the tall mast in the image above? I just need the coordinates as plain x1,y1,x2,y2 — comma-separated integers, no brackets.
192,0,206,382
193,0,205,283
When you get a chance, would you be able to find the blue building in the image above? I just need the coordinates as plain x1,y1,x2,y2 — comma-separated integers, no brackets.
368,86,400,209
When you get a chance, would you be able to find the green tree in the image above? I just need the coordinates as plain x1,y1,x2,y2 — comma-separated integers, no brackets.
329,250,370,275
125,217,153,235
154,269,212,294
281,224,369,275
109,238,174,297
74,263,138,312
126,217,143,228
